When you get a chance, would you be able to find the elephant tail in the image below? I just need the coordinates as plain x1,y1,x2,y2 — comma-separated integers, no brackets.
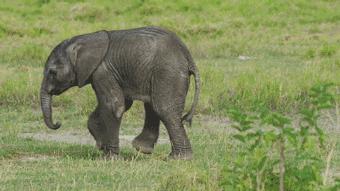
181,61,200,126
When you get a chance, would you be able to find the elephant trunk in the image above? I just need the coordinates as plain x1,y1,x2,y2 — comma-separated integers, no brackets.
40,86,61,130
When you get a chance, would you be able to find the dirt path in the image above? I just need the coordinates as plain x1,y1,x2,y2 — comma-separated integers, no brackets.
17,113,339,147
18,132,169,147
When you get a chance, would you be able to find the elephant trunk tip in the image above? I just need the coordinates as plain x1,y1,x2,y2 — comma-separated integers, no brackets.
49,121,62,130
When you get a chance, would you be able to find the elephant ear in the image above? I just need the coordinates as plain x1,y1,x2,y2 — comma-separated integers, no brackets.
67,31,109,87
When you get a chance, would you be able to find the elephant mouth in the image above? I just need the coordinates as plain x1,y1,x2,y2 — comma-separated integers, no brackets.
50,89,63,95
49,86,71,95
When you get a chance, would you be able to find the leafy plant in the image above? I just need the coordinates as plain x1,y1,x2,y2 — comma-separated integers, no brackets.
220,83,336,191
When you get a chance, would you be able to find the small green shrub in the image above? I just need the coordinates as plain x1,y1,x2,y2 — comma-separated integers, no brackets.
220,83,337,190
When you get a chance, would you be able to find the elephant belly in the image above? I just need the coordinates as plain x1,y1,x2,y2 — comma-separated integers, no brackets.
124,90,151,103
118,64,153,102
117,60,154,103
123,88,151,102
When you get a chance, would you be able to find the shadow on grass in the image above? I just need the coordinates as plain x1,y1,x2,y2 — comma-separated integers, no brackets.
0,136,169,161
0,138,99,160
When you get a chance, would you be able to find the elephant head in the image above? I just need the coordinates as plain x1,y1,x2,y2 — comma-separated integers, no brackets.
40,31,109,130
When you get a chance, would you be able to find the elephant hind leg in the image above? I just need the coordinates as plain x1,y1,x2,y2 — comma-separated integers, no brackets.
150,69,192,160
160,115,192,160
132,103,160,154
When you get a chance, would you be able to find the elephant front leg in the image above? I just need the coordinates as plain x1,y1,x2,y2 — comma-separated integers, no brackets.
88,106,121,159
132,103,160,154
99,106,122,159
90,66,127,159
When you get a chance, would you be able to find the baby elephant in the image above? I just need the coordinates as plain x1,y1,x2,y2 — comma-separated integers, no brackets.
40,26,200,160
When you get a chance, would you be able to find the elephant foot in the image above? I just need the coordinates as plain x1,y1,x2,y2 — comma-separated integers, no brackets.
101,145,121,160
169,148,193,160
102,153,122,160
102,150,122,160
132,135,156,154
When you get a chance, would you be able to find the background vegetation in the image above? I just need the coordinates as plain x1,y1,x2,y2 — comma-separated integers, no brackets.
0,0,339,190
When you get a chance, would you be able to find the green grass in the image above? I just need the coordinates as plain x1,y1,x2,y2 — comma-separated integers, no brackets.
0,107,230,191
0,0,339,190
1,106,339,190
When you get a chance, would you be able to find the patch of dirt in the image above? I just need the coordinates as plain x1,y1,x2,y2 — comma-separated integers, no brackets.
197,115,230,128
18,154,53,162
18,132,169,147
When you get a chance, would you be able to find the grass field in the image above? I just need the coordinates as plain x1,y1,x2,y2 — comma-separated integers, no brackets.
0,0,339,190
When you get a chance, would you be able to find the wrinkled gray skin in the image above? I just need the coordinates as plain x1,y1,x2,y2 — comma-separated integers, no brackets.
40,26,200,160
